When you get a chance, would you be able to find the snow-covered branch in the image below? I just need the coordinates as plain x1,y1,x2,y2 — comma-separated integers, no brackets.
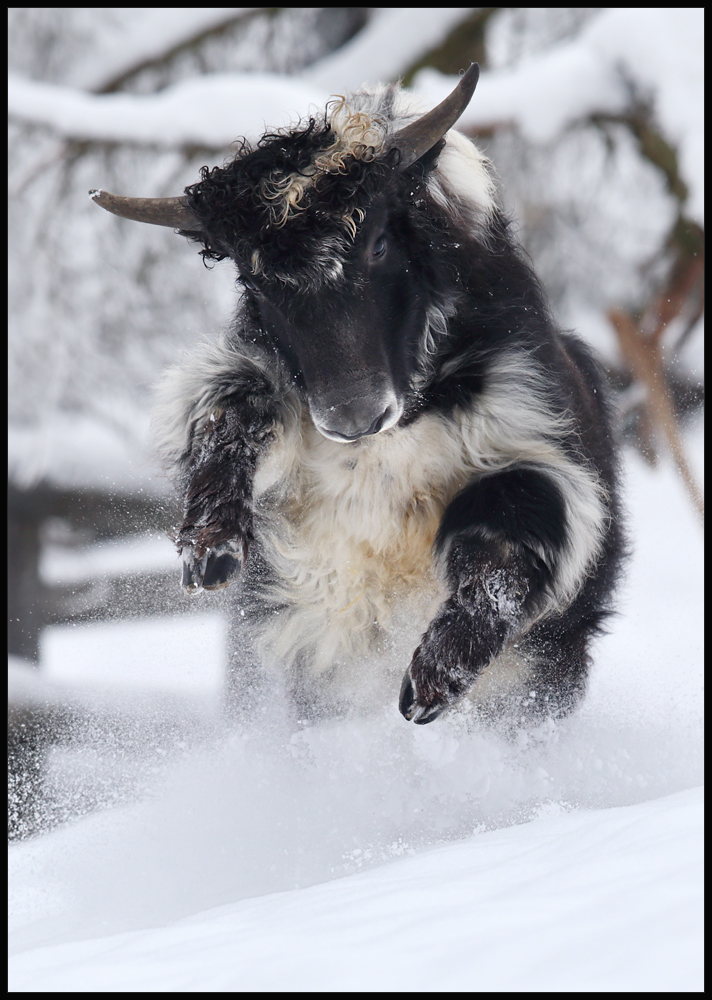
68,9,262,93
301,8,476,92
8,71,327,150
9,8,702,226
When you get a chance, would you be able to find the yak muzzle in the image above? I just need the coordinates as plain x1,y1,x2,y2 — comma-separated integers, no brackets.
310,390,402,443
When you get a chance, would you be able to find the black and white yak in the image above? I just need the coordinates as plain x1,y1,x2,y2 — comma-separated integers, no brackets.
91,65,624,725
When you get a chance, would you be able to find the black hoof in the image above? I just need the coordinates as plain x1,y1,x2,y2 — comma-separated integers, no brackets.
202,547,243,591
399,671,447,724
413,704,445,725
181,552,207,594
180,541,243,594
399,673,417,721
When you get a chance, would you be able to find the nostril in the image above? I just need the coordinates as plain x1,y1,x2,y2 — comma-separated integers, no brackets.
368,411,385,436
366,404,395,437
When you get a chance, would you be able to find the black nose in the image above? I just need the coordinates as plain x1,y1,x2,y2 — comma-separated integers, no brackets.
316,400,396,441
326,406,393,441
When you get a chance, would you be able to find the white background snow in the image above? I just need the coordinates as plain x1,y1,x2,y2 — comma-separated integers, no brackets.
8,8,704,992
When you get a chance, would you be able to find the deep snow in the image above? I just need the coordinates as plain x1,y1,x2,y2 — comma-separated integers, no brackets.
8,788,704,992
8,423,704,992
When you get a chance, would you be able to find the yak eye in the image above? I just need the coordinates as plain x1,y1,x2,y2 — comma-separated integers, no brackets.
371,235,387,259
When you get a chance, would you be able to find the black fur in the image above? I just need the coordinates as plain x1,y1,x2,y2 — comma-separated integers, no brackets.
176,380,278,591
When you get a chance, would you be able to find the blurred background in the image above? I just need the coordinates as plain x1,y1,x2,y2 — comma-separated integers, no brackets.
8,8,703,839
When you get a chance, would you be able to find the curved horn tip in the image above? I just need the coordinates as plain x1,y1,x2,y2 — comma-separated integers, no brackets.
459,62,480,94
87,188,198,229
89,189,115,210
392,62,482,171
89,189,117,214
89,189,108,206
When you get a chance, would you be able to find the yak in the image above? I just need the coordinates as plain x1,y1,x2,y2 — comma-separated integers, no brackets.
91,65,624,725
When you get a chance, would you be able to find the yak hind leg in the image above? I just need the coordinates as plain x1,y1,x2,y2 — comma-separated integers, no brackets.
517,615,598,723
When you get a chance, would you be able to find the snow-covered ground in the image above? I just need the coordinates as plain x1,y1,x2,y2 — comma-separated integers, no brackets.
8,423,704,992
7,788,704,992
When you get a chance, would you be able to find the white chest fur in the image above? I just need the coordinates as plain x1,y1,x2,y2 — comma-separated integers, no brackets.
252,410,470,675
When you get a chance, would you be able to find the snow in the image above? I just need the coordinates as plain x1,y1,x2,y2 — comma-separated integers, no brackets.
416,41,627,140
10,5,466,151
8,9,259,93
6,10,704,989
7,787,704,993
585,8,705,226
67,9,258,93
8,657,65,709
40,615,226,697
675,315,705,383
9,7,702,227
8,415,167,496
8,424,704,991
40,532,180,587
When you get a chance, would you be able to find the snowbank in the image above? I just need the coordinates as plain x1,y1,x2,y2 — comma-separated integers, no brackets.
8,787,703,992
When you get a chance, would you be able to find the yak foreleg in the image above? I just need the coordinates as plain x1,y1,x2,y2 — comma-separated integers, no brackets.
177,401,275,593
399,468,568,723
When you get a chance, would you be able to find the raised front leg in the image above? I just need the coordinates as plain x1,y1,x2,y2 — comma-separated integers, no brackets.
153,339,289,594
399,467,570,723
177,397,276,591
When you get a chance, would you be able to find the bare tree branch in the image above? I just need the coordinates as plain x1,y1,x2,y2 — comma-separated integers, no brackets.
609,258,704,525
94,9,269,94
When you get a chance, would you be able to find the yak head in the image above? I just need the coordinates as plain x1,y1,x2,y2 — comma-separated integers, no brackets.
91,66,479,443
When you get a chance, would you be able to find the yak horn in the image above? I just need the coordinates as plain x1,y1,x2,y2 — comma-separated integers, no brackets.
89,189,200,230
391,63,480,171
